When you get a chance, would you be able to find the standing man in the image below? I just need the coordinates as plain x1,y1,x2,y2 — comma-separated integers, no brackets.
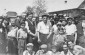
25,13,36,43
25,13,38,52
65,18,77,44
7,16,18,55
36,14,51,45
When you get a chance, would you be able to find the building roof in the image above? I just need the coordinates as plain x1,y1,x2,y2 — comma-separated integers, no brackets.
6,11,17,17
78,0,85,8
47,0,84,12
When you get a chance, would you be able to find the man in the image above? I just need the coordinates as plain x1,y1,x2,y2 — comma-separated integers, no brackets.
60,44,73,55
65,17,77,44
25,13,36,43
7,16,18,55
68,41,85,55
0,16,7,54
25,13,38,52
36,14,51,44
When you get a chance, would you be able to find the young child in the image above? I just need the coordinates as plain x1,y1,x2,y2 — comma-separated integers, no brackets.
17,22,28,55
23,43,35,55
52,27,66,46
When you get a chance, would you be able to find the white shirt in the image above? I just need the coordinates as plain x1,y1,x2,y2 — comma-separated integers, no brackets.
36,50,50,55
7,27,18,37
17,28,27,39
23,50,35,55
48,51,60,55
25,21,30,33
52,25,58,34
60,50,73,55
36,21,50,34
65,24,77,35
73,45,85,55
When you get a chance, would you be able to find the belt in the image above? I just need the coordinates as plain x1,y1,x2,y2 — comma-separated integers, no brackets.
39,32,49,35
18,38,26,40
8,37,16,39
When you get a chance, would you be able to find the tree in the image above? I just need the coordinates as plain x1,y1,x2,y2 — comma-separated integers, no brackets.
25,6,34,16
33,0,47,16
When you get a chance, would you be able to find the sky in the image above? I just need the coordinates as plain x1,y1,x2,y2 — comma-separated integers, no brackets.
0,0,84,15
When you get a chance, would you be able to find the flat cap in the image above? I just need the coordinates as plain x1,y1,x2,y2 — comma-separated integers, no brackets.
26,43,34,47
40,44,47,48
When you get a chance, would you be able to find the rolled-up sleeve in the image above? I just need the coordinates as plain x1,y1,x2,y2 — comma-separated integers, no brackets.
25,21,30,33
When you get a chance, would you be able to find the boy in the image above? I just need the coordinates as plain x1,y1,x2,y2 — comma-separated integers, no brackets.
36,44,50,55
23,43,35,55
17,22,28,55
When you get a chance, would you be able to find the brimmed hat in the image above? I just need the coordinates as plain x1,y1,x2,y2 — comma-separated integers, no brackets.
57,22,62,25
40,44,47,48
67,17,73,21
26,43,34,47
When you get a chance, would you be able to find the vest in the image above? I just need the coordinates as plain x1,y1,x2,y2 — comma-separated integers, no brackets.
27,19,35,33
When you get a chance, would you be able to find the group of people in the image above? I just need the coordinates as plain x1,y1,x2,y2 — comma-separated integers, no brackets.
0,13,85,55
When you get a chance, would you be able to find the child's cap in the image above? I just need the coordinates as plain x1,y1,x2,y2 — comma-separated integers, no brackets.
26,43,34,47
40,44,47,48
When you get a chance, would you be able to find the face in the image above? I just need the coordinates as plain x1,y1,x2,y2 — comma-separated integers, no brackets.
39,17,42,21
28,14,33,19
27,46,33,52
32,18,36,22
63,45,68,52
68,20,72,25
43,16,47,23
58,28,65,34
62,21,66,26
51,47,57,53
68,42,74,49
10,18,15,23
10,18,15,26
21,24,25,29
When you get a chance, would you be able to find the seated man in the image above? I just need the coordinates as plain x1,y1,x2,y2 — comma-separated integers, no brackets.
60,44,73,55
65,17,77,44
68,41,85,55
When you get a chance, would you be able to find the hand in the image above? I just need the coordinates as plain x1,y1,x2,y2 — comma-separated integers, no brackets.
47,35,50,39
38,38,41,43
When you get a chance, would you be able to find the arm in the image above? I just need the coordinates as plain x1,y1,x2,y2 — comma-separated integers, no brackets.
74,32,77,44
47,27,53,39
74,25,77,44
36,23,41,42
17,29,20,41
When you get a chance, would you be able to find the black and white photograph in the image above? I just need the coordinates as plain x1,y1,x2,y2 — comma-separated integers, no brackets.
0,0,85,55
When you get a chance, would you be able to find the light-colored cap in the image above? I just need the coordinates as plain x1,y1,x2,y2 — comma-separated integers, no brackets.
40,44,47,48
26,43,34,47
57,22,62,24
